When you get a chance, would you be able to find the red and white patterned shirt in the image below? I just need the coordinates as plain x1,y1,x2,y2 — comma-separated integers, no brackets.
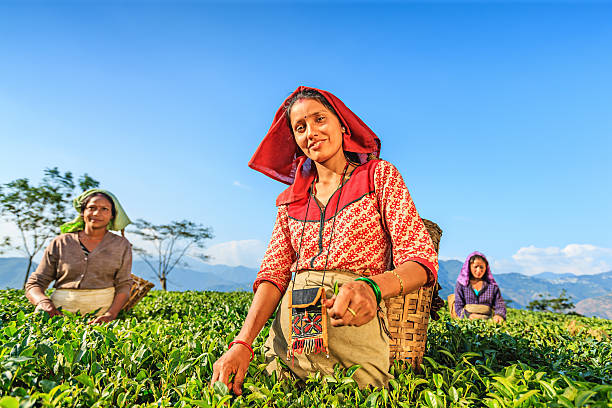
253,159,438,294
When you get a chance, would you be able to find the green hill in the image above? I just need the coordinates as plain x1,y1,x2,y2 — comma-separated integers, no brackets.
1,290,610,407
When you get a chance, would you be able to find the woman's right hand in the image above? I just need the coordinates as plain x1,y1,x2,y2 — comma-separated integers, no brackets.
323,281,378,327
209,282,282,395
37,299,63,317
211,343,252,395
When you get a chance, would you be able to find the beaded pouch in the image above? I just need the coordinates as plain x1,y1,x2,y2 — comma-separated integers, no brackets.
287,287,328,359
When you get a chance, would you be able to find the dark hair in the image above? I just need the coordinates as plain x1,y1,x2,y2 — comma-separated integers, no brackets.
284,89,342,134
81,192,116,219
469,254,488,267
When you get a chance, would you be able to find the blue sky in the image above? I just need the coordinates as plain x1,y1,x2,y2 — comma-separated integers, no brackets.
1,1,611,275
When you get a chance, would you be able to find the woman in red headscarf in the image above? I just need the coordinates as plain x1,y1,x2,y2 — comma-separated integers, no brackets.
211,87,438,392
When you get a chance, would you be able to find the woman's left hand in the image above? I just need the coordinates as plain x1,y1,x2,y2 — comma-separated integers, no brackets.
492,315,505,324
322,281,377,327
88,311,116,325
88,292,127,324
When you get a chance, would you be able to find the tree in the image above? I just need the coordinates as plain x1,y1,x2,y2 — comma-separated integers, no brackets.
129,219,213,291
527,289,575,314
0,168,99,288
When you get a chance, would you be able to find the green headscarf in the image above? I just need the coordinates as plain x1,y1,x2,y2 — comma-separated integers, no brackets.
60,189,132,233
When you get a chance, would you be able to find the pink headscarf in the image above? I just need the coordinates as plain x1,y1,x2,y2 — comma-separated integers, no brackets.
456,251,498,286
248,86,381,206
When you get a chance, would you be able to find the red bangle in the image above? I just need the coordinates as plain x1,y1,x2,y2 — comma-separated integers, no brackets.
228,340,254,361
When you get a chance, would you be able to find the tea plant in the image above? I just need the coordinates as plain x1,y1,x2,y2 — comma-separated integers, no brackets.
1,289,610,407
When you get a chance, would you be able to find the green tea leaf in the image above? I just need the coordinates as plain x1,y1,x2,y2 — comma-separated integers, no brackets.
538,380,556,398
562,386,577,401
422,390,442,408
556,396,574,408
0,397,19,408
346,365,361,378
40,379,58,393
483,399,502,408
574,390,596,407
448,386,459,403
75,372,94,388
365,391,379,407
182,398,212,408
432,373,444,389
63,342,74,364
213,381,229,396
437,349,457,364
513,390,539,407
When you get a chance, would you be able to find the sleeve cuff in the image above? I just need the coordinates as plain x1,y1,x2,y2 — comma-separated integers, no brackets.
253,277,287,295
115,281,133,296
405,257,438,287
25,280,48,294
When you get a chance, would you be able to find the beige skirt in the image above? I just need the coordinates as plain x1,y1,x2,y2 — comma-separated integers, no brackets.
39,287,115,316
263,270,392,389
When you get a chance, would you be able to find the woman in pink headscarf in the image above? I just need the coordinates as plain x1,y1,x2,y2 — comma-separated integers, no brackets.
454,251,506,323
211,87,438,392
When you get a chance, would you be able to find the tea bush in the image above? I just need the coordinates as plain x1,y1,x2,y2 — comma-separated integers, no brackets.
1,290,611,407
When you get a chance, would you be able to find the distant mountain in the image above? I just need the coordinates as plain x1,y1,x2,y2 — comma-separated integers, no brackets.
180,262,258,284
0,258,38,289
1,257,611,318
436,260,462,299
512,270,612,303
575,294,612,320
435,260,612,316
532,272,580,281
131,261,256,292
0,257,256,292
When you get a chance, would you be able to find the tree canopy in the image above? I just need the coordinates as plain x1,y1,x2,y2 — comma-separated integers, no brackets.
130,219,213,290
527,289,575,314
0,168,99,287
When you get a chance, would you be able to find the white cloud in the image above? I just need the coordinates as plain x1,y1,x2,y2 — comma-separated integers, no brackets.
232,181,251,190
438,256,460,262
204,239,266,268
493,244,612,276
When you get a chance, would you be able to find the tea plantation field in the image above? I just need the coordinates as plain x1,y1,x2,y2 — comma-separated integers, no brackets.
1,289,611,407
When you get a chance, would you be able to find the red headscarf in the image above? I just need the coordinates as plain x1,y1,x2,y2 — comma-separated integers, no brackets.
248,86,381,205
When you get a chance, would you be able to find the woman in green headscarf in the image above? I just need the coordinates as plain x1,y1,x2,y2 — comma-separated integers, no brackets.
25,189,133,324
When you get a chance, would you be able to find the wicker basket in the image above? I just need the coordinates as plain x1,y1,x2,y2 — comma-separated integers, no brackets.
386,218,442,369
447,294,458,319
123,274,155,310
